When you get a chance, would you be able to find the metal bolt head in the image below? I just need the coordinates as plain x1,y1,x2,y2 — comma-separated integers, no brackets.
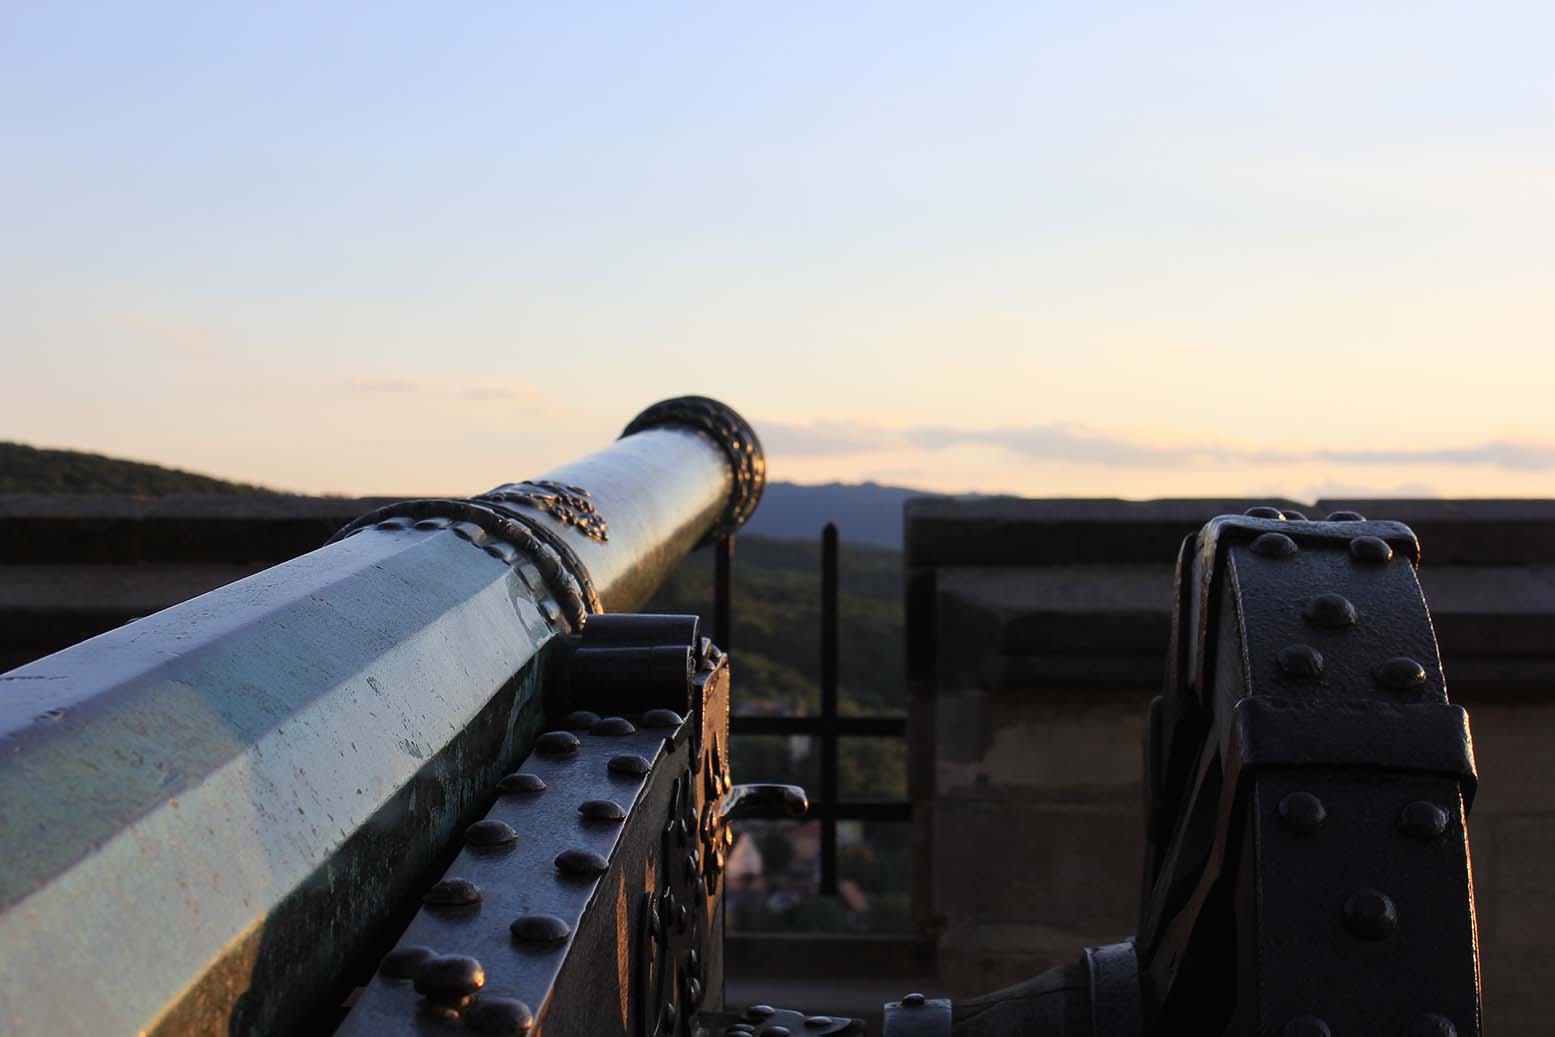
536,730,581,756
1399,801,1451,840
423,877,482,907
380,944,437,978
497,772,546,795
466,819,518,847
509,914,571,947
641,708,685,729
579,799,627,823
608,754,651,776
560,709,600,731
661,1002,678,1029
804,1017,835,1028
465,997,535,1034
1304,593,1358,628
1350,535,1394,563
902,993,927,1007
555,848,609,877
591,715,637,736
1277,791,1327,834
1376,656,1428,691
1278,643,1325,678
1403,1013,1457,1037
1326,510,1366,522
746,1004,778,1019
726,1027,757,1037
1245,506,1286,519
1250,532,1299,558
1343,888,1399,940
1282,1018,1332,1037
1282,509,1308,521
759,1027,791,1037
414,954,485,998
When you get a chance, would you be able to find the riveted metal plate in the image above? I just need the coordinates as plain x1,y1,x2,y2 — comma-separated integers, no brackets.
1138,513,1481,1036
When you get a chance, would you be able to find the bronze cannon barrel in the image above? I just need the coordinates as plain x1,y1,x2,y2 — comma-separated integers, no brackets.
0,396,763,1036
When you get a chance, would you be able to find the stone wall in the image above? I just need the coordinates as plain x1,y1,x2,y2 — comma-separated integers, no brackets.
906,498,1555,1032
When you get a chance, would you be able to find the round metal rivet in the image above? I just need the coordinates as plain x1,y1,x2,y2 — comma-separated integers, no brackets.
1250,532,1299,558
414,954,485,998
497,772,546,795
1245,506,1285,519
608,754,651,776
466,819,518,847
536,730,581,756
591,716,637,736
726,1027,757,1037
1282,1018,1332,1037
1403,1013,1457,1037
1282,509,1308,521
902,993,927,1007
1400,801,1450,840
641,708,685,729
1376,656,1428,691
661,1002,678,1028
1327,510,1366,521
510,914,571,942
1278,644,1325,678
804,1017,834,1028
380,944,437,978
1304,593,1358,628
579,799,627,823
465,997,535,1034
747,1004,777,1019
1344,889,1399,939
759,1027,791,1037
423,877,482,907
1350,535,1394,563
560,709,600,730
1277,791,1327,834
555,848,609,876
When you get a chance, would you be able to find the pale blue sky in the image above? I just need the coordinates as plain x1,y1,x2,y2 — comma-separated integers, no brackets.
3,4,1552,497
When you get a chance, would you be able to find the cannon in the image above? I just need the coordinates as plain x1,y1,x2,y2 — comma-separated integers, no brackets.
0,400,1484,1036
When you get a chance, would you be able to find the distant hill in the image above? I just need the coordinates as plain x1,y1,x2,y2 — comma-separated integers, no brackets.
0,442,271,495
745,481,944,549
0,441,940,545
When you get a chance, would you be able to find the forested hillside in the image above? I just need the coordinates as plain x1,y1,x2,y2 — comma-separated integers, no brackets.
0,442,268,495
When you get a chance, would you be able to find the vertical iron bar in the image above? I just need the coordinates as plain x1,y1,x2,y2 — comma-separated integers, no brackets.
714,535,733,652
820,522,839,895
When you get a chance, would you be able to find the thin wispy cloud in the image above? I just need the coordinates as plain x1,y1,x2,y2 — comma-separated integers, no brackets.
764,419,1555,472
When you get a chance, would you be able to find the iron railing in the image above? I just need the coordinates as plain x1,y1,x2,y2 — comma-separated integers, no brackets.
718,523,910,896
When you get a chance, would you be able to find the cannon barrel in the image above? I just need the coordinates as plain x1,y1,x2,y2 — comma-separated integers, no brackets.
0,396,764,1036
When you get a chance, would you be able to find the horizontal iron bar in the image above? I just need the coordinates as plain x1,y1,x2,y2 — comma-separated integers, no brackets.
731,715,907,737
